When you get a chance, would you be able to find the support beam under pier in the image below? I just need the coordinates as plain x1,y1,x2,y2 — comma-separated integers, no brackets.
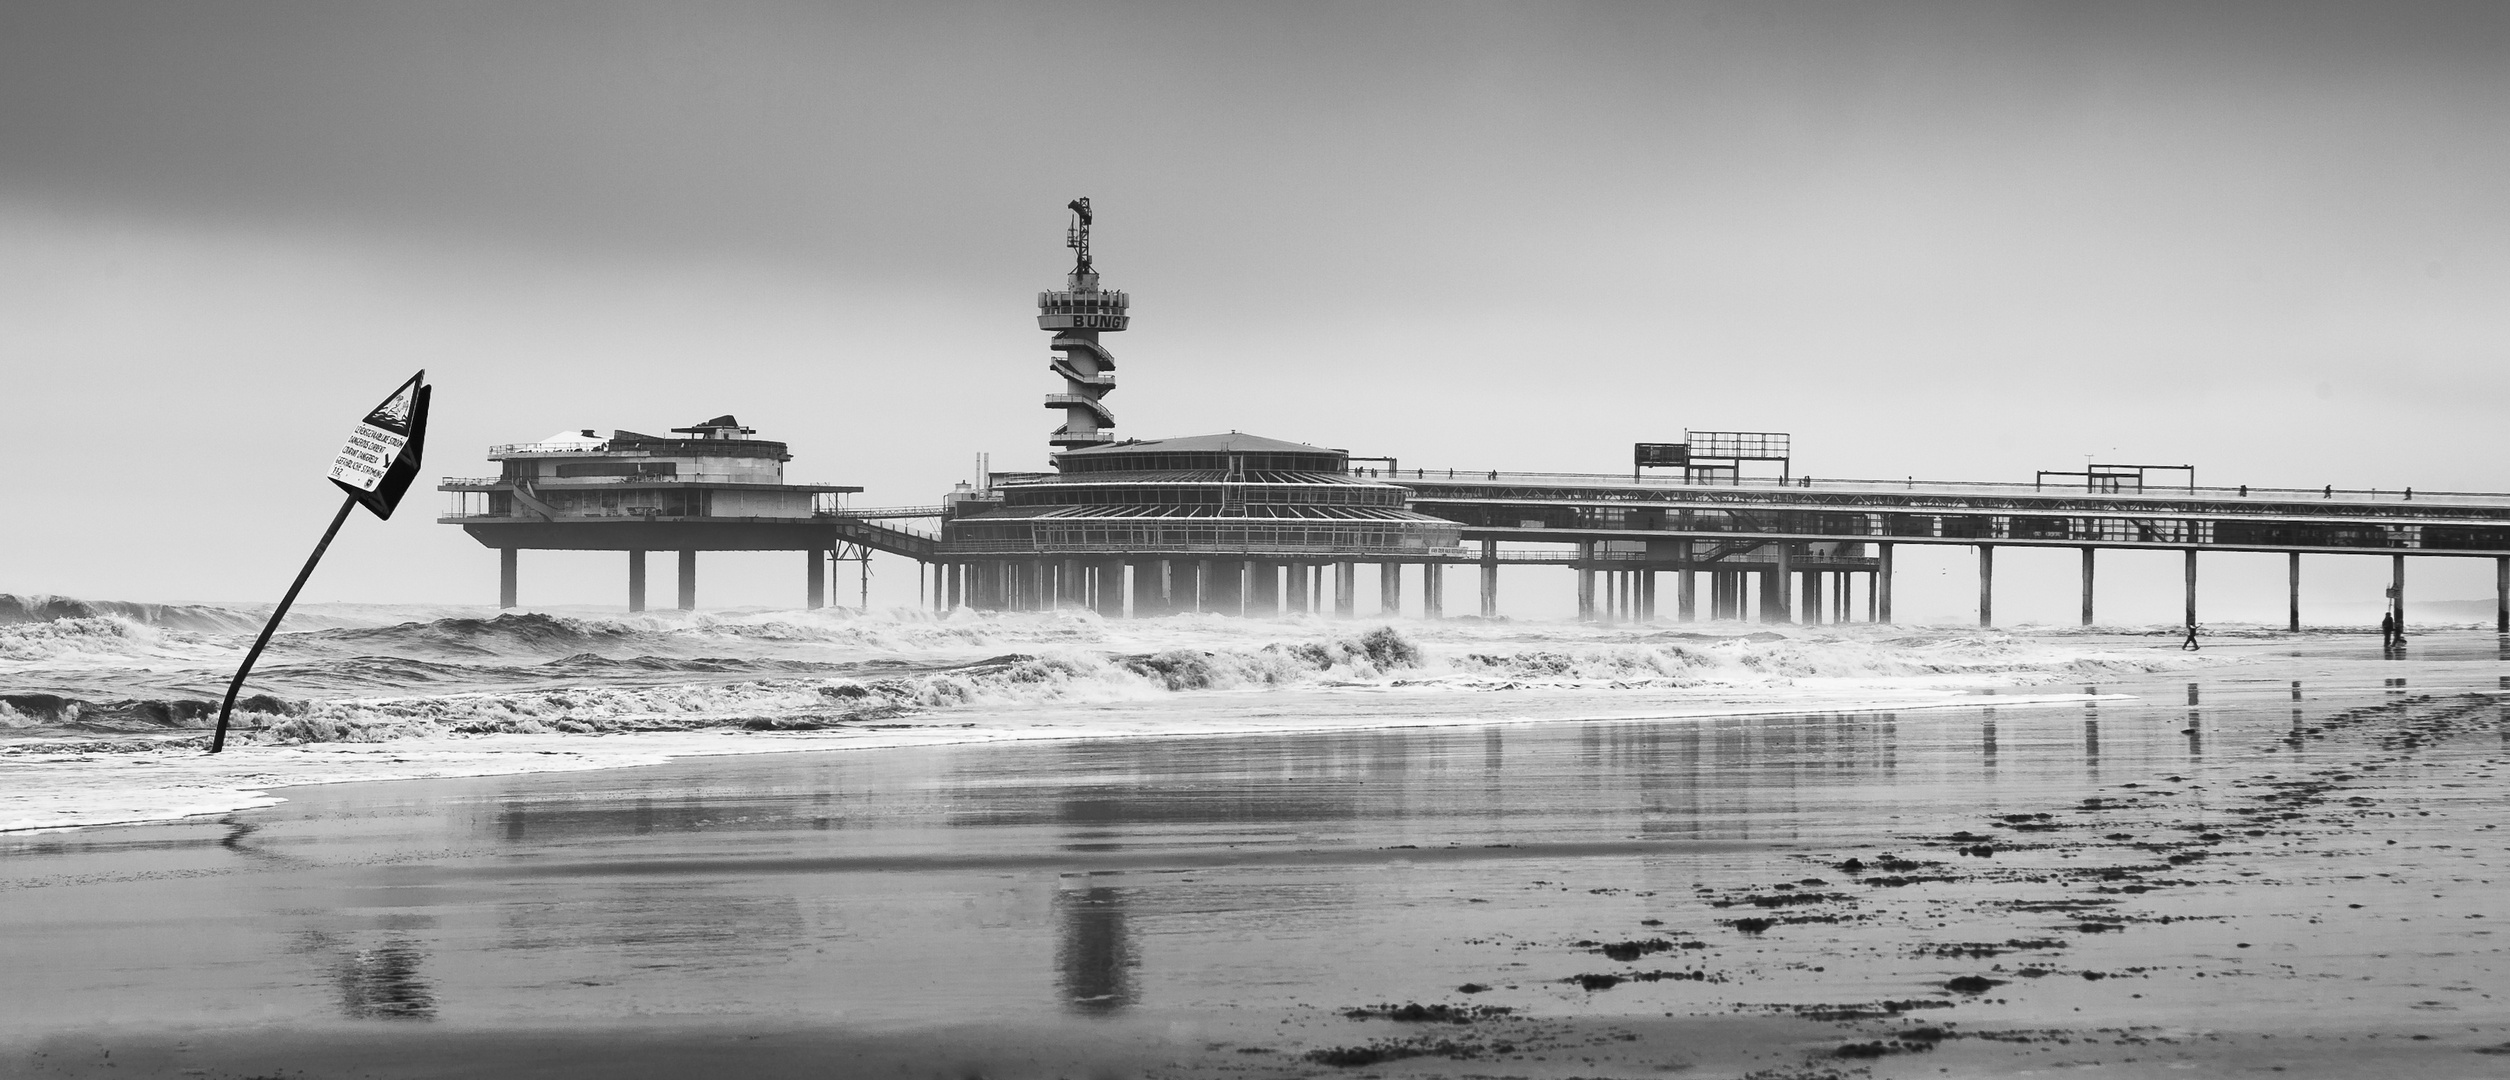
1877,542,1894,624
677,550,697,612
499,548,518,609
806,549,825,610
2290,552,2302,633
627,550,645,613
1380,561,1402,618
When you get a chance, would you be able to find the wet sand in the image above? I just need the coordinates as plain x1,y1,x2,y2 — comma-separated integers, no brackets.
4,631,2506,1078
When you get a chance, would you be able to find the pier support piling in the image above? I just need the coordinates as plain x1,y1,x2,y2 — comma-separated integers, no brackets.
2184,548,2199,631
627,550,645,613
1801,569,1823,626
1641,570,1657,622
1677,550,1696,622
2391,555,2406,636
1333,561,1355,617
676,550,697,611
1766,546,1792,624
499,548,518,609
1479,541,1498,618
2290,552,2303,633
1976,545,1993,628
1575,543,1596,622
2497,556,2507,634
1877,542,1894,624
1380,561,1402,617
2080,547,2095,627
806,549,825,610
1424,563,1444,619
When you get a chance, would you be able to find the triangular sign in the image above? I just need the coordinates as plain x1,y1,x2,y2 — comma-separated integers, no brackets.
326,371,432,520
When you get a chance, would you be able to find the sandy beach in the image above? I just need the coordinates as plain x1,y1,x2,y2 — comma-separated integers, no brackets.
5,629,2504,1079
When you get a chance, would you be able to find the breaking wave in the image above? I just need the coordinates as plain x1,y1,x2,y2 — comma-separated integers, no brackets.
1,616,2190,748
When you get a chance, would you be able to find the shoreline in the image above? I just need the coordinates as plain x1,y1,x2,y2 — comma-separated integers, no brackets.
3,684,2123,834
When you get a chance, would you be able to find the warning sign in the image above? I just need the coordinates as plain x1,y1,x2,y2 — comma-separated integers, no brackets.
325,370,431,519
328,422,410,492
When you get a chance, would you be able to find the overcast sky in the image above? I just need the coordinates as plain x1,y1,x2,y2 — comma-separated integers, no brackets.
4,1,2505,620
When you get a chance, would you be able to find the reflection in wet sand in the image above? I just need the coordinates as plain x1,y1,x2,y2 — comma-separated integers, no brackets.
1054,879,1134,1013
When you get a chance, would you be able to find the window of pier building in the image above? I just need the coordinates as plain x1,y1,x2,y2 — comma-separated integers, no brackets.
1003,484,1401,509
1056,452,1347,474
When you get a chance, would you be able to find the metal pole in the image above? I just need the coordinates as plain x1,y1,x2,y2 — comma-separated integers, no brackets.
210,494,356,754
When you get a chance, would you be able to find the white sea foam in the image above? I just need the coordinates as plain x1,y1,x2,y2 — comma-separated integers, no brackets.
1,601,2210,833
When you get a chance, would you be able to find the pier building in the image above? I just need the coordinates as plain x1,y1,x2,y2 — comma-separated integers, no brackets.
939,432,1464,615
438,416,880,611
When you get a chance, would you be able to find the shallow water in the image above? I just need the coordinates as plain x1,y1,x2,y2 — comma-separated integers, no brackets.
4,631,2505,1077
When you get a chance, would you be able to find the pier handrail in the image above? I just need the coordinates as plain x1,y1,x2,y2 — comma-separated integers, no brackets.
1392,469,2510,509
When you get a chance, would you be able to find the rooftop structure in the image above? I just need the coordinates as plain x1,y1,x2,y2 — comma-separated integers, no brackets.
439,416,873,611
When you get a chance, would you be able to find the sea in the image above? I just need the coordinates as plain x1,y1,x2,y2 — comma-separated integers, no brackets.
0,592,2230,835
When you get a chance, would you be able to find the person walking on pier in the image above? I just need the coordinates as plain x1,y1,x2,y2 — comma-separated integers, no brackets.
2180,622,2201,651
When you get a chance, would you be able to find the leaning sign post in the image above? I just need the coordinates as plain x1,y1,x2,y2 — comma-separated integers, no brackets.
208,371,433,753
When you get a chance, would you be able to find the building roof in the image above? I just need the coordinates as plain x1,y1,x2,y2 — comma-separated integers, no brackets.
1056,432,1339,457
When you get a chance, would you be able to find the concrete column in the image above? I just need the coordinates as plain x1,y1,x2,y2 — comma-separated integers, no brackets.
1423,563,1444,619
1479,540,1499,618
1801,569,1823,626
1877,542,1894,624
807,549,826,610
1285,562,1310,614
1334,561,1356,617
1575,543,1596,622
1769,546,1793,623
1030,558,1049,610
499,548,518,609
677,549,697,611
1641,570,1657,622
1677,548,1697,622
1097,562,1126,618
627,550,646,613
2184,548,2199,631
1195,560,1215,614
2390,554,2405,636
2077,547,2094,627
1249,561,1280,616
2497,556,2507,635
2289,552,2303,633
1380,561,1402,617
1976,545,1993,628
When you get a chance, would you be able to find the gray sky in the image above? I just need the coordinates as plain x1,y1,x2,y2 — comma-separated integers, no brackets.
4,1,2505,619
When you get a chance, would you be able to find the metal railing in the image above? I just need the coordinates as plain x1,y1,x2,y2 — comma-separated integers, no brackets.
1394,469,2510,510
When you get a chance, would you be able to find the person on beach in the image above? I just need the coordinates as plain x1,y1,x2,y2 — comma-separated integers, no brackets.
2380,611,2397,648
2180,622,2200,651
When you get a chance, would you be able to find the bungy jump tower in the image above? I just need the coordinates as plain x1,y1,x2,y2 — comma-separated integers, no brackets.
938,199,1466,615
1040,197,1127,449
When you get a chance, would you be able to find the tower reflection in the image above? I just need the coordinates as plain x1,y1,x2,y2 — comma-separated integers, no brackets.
1053,876,1135,1013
